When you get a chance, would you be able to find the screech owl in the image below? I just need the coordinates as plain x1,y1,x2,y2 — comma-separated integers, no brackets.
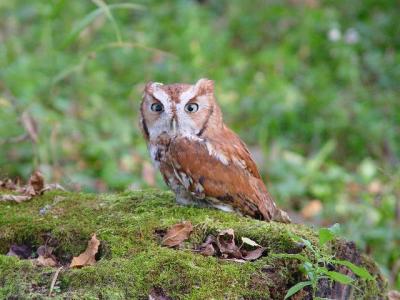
139,78,290,223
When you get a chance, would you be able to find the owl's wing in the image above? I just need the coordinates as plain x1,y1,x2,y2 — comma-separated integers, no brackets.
167,135,290,222
212,127,262,179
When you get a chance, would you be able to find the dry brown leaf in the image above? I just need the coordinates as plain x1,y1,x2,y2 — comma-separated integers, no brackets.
20,170,44,197
193,229,265,262
0,178,18,190
242,247,266,261
21,111,39,143
161,221,193,247
196,235,217,257
301,200,322,219
70,234,100,268
199,243,216,257
216,229,242,259
27,170,44,195
0,171,52,203
37,255,57,267
36,245,58,267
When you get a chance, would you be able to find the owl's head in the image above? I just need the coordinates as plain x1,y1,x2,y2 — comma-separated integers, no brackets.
140,78,222,141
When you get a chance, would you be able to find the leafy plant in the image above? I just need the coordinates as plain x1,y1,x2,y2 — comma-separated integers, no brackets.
282,224,374,299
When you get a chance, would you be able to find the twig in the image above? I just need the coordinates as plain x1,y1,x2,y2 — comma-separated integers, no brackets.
49,266,63,297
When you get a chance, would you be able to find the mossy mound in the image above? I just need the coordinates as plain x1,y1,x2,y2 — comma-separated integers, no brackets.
0,190,387,299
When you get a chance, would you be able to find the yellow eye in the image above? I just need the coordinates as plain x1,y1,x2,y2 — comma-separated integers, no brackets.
185,103,199,113
151,103,164,112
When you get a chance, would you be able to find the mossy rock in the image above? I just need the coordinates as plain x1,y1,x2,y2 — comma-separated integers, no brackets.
0,190,387,299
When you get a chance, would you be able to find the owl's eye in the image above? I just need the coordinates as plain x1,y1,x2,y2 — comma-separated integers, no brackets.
151,103,164,112
185,103,199,113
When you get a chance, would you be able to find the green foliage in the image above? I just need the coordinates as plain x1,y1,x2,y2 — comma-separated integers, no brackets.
318,223,340,246
283,224,374,299
0,0,399,290
284,281,311,299
333,260,374,281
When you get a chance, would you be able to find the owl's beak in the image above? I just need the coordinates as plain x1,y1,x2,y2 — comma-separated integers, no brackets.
170,116,178,133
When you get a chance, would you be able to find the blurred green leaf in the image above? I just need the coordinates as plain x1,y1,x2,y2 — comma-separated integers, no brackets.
321,269,354,285
333,260,374,280
319,223,340,246
284,281,311,299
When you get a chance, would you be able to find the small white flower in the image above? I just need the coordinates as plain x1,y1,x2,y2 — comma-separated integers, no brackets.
345,28,359,44
328,28,341,42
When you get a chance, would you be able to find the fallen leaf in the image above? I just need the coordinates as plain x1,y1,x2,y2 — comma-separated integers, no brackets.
70,234,100,268
0,178,18,190
37,255,57,267
199,243,216,257
36,245,58,267
301,200,322,219
25,170,44,196
161,221,193,247
216,229,242,259
196,235,217,257
7,244,33,259
0,171,61,203
242,247,266,261
194,229,266,262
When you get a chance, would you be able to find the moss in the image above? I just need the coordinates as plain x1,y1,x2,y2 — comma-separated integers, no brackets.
0,190,387,299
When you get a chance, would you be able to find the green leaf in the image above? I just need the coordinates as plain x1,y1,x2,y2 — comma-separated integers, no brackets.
318,223,340,246
333,260,374,280
318,228,334,246
324,270,354,284
284,281,312,299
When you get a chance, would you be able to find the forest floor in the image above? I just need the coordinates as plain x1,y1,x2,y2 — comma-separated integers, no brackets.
0,190,387,299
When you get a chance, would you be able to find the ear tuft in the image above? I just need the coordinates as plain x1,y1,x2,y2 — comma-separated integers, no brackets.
195,78,214,95
144,82,154,93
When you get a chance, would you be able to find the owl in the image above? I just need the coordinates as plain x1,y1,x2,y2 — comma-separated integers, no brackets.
139,78,290,223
